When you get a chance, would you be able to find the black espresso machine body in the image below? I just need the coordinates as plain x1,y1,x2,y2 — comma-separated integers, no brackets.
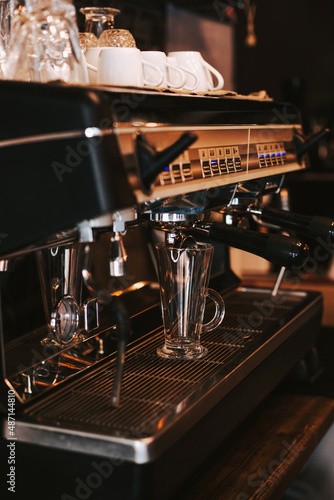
0,82,324,499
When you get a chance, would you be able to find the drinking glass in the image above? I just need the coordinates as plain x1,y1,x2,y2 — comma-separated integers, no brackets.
0,0,25,77
6,0,88,83
80,6,136,48
80,6,120,38
79,32,98,53
98,29,136,48
156,242,225,360
0,0,12,51
79,6,114,52
0,36,5,78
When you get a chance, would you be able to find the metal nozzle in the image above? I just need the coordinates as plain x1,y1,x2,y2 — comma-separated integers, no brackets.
109,232,127,277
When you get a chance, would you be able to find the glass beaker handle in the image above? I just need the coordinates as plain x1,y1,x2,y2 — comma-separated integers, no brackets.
202,288,225,332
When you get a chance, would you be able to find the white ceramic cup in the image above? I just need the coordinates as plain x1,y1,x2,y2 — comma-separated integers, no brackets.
86,47,164,87
84,47,103,84
166,56,199,91
141,51,185,89
167,51,224,93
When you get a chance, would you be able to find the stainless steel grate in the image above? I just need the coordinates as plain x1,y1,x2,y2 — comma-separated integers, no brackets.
24,289,306,440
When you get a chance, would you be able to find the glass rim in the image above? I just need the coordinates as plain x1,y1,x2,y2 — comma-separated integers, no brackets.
99,29,133,34
80,7,121,16
155,241,213,252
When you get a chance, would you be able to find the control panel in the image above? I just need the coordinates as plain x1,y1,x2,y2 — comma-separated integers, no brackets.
160,160,192,185
200,146,242,178
257,143,287,168
116,123,304,203
159,141,288,186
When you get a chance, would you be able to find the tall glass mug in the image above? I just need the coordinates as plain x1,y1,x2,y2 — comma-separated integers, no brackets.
156,242,225,360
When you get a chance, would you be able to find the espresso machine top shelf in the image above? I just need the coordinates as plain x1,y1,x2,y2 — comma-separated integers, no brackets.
97,85,295,126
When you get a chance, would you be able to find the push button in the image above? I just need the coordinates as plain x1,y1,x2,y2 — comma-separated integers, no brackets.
211,159,220,175
202,160,211,177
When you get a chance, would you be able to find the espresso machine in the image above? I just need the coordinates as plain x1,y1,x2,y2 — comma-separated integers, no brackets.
0,80,332,499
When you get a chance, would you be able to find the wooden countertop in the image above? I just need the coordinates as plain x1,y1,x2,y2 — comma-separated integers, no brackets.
174,393,334,500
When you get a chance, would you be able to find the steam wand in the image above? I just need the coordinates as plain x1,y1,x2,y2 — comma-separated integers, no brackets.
81,243,131,408
271,266,286,297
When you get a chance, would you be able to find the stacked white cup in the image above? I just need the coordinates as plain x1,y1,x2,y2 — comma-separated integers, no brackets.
167,51,224,93
85,47,163,87
84,48,224,93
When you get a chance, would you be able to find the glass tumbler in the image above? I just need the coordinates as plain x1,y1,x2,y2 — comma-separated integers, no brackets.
156,242,225,360
0,0,12,51
0,36,5,78
6,0,87,83
79,32,98,52
80,6,120,38
79,7,135,50
98,29,136,48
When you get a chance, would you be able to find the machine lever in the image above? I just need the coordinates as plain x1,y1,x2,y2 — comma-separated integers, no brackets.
136,132,197,194
193,223,309,269
294,128,330,163
257,207,334,244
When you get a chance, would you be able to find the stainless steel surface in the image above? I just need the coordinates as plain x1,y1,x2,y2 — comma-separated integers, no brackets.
36,244,83,344
6,287,322,463
145,212,200,224
50,295,80,344
117,123,305,204
0,127,114,149
84,297,99,332
109,232,128,277
0,90,305,260
0,89,321,500
0,90,312,401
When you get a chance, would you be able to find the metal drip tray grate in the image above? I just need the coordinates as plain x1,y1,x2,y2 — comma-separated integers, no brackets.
16,287,321,463
25,333,240,433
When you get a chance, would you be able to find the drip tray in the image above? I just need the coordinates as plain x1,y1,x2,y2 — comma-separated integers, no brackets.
12,287,322,464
